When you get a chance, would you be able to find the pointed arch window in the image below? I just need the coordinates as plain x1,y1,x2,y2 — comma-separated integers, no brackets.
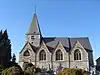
39,50,46,61
56,49,63,60
23,50,30,56
74,49,81,60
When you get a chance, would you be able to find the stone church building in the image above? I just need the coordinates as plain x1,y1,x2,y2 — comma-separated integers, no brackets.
19,12,94,71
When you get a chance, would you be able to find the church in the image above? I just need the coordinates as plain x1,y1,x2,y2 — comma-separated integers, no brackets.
19,12,94,71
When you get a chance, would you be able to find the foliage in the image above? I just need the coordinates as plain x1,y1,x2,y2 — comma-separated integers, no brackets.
1,68,8,75
0,65,4,74
25,67,33,73
56,68,89,75
12,53,16,63
3,30,11,63
24,66,36,75
7,61,17,68
35,67,41,73
24,64,41,75
1,65,24,75
11,53,16,65
0,65,4,70
0,30,12,68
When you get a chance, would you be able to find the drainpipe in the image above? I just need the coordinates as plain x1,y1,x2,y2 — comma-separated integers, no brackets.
68,37,71,68
51,53,53,70
35,53,37,67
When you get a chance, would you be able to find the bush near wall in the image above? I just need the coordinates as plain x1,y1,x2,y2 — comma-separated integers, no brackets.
24,66,41,75
1,65,24,75
1,64,41,75
24,66,35,75
56,68,89,75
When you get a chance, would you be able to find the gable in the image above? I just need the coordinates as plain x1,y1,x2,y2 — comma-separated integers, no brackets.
71,40,87,52
38,41,50,53
54,41,66,53
70,40,89,62
19,42,35,54
70,37,92,50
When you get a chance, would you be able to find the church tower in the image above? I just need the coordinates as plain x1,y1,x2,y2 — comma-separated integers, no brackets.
26,12,41,47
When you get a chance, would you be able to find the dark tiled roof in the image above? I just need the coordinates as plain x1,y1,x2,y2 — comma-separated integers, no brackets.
96,57,100,61
20,37,92,54
70,37,92,50
43,37,92,51
43,37,69,48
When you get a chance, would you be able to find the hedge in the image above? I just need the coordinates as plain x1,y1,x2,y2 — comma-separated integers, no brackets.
56,68,89,75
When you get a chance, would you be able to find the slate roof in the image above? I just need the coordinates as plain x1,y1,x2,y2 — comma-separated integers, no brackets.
43,37,92,52
70,37,92,50
96,57,100,61
26,13,41,35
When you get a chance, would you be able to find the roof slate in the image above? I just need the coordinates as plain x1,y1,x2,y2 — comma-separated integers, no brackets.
26,13,41,35
96,57,100,61
43,37,92,51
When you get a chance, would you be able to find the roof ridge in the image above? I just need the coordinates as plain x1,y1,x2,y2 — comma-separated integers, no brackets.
70,37,88,38
43,37,88,38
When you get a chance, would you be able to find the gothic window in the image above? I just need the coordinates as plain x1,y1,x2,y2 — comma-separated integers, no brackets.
23,50,30,56
39,50,46,61
74,49,81,60
56,49,63,60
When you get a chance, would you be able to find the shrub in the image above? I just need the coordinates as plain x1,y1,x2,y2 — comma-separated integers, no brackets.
0,65,4,75
56,68,89,75
0,65,4,69
1,65,24,75
24,66,41,75
24,66,36,75
35,67,41,73
1,68,8,75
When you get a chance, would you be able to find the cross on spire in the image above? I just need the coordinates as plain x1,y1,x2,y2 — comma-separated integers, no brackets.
35,6,36,14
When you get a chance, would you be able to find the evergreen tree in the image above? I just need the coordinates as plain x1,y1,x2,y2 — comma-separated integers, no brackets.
0,30,3,47
12,53,16,64
0,30,12,67
0,30,2,40
4,30,11,66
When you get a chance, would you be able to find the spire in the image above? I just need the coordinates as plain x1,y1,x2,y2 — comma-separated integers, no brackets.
27,11,41,35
